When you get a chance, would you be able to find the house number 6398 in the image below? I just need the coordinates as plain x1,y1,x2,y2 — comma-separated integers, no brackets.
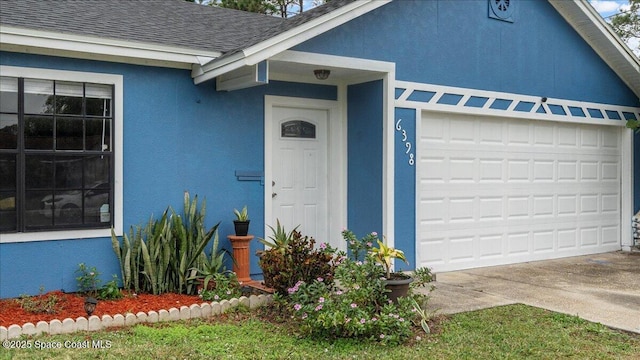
395,119,415,166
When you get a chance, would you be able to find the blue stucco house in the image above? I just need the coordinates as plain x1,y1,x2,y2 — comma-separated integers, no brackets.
1,0,639,298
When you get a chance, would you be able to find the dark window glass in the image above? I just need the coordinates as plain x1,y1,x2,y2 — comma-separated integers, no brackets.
24,115,54,149
55,81,83,115
84,156,110,185
55,156,83,189
2,77,114,233
53,190,83,225
0,191,17,231
25,155,54,189
0,114,18,149
56,117,84,150
86,118,111,151
24,190,53,228
281,120,316,139
0,76,18,113
0,154,16,190
84,182,110,224
24,79,54,114
86,84,112,117
24,191,53,230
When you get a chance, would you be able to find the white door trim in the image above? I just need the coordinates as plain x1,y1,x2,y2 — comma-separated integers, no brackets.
264,95,345,249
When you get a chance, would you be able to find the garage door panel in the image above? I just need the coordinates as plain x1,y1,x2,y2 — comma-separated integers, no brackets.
418,113,622,272
420,224,621,270
419,197,620,227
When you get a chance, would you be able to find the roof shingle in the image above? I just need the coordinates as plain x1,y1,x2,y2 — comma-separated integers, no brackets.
0,0,286,54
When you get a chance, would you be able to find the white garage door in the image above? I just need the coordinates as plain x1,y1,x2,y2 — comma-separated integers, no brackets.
418,112,622,272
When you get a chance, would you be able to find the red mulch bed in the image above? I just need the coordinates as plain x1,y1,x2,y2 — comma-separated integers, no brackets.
0,291,202,328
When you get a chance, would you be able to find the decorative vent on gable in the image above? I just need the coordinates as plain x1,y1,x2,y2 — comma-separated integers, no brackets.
489,0,514,23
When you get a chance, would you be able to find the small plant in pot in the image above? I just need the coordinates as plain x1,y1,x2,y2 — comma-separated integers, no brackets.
370,236,413,303
233,206,250,236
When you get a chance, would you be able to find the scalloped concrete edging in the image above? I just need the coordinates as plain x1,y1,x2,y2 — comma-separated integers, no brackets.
0,294,272,340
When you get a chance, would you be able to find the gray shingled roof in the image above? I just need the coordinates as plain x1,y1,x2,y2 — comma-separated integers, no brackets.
0,0,283,54
0,0,355,56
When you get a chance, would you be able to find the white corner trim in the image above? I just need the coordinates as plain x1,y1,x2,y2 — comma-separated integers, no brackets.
383,72,396,258
1,25,220,69
0,66,124,244
193,0,391,84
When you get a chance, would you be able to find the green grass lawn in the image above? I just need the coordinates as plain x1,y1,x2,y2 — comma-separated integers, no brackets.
2,304,639,360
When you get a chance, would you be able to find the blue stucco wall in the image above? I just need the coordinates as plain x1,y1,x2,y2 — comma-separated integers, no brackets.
347,81,383,238
296,0,640,250
0,52,336,298
394,108,416,270
294,0,638,107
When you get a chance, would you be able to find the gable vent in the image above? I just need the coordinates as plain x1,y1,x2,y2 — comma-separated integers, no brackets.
489,0,514,22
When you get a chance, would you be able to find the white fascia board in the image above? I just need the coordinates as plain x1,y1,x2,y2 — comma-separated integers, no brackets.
576,0,639,66
193,0,391,84
0,26,220,69
192,51,246,82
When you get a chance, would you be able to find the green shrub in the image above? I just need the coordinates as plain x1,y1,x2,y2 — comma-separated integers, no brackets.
198,272,242,301
16,287,60,314
98,274,123,300
286,257,416,345
276,229,431,345
258,226,335,296
75,263,101,296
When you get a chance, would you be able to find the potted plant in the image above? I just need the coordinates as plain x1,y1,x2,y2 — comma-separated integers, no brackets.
370,237,413,303
233,206,250,236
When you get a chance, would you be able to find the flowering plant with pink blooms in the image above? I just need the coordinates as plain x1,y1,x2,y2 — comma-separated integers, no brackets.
280,229,420,345
341,229,378,261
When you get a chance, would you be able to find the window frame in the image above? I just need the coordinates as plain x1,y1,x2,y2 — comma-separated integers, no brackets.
0,66,123,243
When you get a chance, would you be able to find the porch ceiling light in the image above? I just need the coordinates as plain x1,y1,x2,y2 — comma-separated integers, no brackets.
313,69,331,80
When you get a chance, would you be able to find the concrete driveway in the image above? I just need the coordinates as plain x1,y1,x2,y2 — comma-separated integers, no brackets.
426,251,640,334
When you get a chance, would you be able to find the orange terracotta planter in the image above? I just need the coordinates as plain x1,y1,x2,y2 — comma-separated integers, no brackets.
227,235,254,283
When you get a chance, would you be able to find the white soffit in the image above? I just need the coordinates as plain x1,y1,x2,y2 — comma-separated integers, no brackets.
548,0,640,98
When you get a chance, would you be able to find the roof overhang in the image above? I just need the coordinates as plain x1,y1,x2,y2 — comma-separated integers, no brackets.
0,25,219,69
191,0,391,85
548,0,640,99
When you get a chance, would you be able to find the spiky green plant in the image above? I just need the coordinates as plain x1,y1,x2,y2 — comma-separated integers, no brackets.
111,192,218,294
233,206,249,221
258,219,299,253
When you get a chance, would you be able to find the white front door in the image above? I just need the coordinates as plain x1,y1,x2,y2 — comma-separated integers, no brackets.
270,105,329,242
265,96,345,250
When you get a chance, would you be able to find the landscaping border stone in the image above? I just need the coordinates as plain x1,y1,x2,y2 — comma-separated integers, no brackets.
0,295,273,340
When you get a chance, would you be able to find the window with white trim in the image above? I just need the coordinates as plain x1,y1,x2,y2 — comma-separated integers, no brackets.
0,75,114,233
